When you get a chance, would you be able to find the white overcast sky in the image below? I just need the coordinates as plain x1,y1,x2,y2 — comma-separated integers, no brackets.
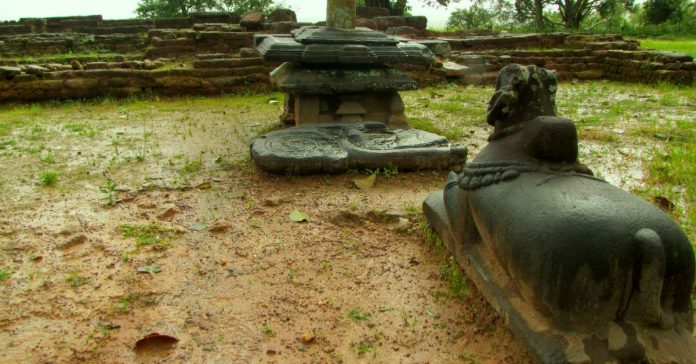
0,0,471,28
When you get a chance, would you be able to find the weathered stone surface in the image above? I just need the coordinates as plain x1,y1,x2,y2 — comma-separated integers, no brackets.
240,12,265,31
24,64,47,75
385,26,417,37
192,57,263,69
0,66,22,78
423,64,696,364
373,16,406,30
326,0,356,29
257,26,433,65
270,63,416,94
412,39,451,57
263,21,301,34
356,6,390,18
192,23,242,32
239,47,259,58
268,9,297,23
251,122,467,174
442,61,468,77
355,18,378,30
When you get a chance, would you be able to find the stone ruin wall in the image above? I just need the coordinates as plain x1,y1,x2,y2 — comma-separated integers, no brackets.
0,11,693,102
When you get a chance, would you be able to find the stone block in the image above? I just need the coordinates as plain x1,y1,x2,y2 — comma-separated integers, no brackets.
356,18,378,30
154,18,193,29
404,16,427,30
385,26,417,37
268,9,297,22
263,21,301,34
241,12,265,31
357,6,390,18
374,16,406,31
191,12,241,24
64,78,100,89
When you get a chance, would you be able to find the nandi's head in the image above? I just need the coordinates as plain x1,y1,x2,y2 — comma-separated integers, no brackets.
486,64,558,130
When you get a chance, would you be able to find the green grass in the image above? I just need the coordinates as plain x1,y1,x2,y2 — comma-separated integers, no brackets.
0,269,11,280
346,309,371,321
638,38,696,57
65,272,89,288
39,171,58,187
119,223,178,249
0,52,129,63
355,340,376,355
178,157,202,176
261,323,276,336
440,256,468,298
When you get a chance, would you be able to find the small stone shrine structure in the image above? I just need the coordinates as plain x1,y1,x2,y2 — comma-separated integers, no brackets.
257,0,431,126
251,0,466,174
423,64,696,363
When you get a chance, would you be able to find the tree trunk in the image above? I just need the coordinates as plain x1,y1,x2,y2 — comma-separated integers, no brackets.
534,0,543,30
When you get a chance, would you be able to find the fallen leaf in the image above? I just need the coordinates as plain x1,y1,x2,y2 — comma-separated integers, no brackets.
189,223,208,231
300,333,315,344
227,267,246,277
208,222,230,233
137,265,162,274
289,210,309,223
135,333,179,354
195,181,212,190
353,173,377,190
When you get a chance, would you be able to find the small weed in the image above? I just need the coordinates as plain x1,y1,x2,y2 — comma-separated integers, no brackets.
419,217,443,249
66,272,89,288
100,178,117,206
347,309,371,321
287,268,298,280
355,340,376,355
40,152,55,164
39,171,58,187
119,223,178,249
440,256,468,298
319,261,333,271
214,156,233,171
381,164,399,178
178,157,202,176
0,269,11,280
262,323,276,336
400,310,419,327
114,295,133,313
249,219,261,228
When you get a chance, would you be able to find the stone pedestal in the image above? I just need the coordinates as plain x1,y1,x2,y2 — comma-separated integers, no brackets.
252,5,465,174
258,26,431,127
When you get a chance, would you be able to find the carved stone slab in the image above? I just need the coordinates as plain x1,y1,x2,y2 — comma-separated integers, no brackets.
251,122,467,174
257,26,433,65
270,63,417,94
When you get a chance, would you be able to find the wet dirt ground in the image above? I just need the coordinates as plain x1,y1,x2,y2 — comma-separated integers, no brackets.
0,83,693,363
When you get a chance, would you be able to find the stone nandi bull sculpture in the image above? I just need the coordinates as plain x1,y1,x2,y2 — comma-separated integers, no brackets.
423,64,695,363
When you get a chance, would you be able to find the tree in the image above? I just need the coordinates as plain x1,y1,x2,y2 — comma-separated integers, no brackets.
217,0,278,14
447,5,495,29
515,0,547,30
643,0,687,24
136,0,218,18
136,0,279,18
446,0,515,30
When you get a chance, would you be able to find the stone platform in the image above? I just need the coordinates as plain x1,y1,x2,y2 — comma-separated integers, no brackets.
250,122,467,174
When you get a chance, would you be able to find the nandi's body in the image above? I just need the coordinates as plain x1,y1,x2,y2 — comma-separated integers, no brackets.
424,64,695,363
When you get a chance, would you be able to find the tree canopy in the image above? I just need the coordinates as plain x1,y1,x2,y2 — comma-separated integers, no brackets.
136,0,278,18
